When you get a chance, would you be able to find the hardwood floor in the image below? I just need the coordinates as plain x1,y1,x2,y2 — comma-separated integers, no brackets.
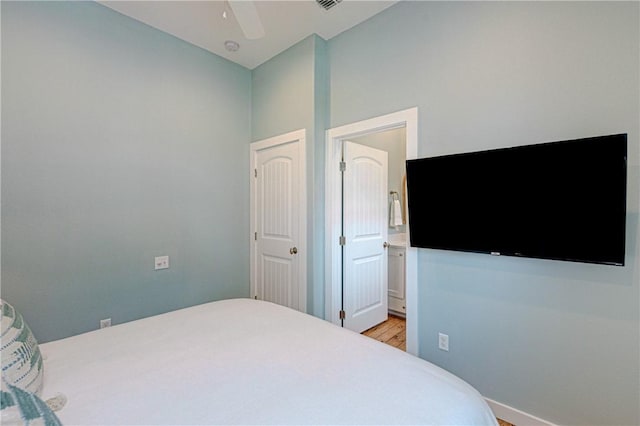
362,314,406,351
362,316,515,426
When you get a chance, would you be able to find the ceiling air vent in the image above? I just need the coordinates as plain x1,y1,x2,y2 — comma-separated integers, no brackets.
316,0,342,11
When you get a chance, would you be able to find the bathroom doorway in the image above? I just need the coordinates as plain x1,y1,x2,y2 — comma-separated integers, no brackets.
348,127,407,319
325,107,418,356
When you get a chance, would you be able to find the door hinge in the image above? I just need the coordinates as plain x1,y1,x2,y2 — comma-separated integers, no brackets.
339,310,346,320
339,235,346,246
254,232,257,241
254,169,257,178
339,161,346,172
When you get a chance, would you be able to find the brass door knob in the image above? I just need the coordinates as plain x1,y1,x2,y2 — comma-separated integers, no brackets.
290,247,298,255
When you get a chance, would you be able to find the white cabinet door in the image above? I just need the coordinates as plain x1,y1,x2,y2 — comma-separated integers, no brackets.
343,141,388,333
388,246,406,313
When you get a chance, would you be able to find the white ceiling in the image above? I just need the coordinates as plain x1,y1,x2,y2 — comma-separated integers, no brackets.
99,0,398,69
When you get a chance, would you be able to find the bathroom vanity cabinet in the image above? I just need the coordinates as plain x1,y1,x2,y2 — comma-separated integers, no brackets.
388,243,406,315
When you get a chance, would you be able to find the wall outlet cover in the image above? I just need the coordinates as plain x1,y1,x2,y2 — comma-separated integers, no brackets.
438,332,449,351
154,255,169,270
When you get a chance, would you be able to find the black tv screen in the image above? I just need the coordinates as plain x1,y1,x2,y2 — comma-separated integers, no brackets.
406,134,627,266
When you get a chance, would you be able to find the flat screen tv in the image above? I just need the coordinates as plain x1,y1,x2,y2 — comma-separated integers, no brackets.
406,134,627,266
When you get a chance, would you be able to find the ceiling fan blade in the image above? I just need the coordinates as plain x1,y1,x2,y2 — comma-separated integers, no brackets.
228,0,265,40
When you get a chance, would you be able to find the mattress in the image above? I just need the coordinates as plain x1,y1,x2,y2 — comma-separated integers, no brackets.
40,299,497,425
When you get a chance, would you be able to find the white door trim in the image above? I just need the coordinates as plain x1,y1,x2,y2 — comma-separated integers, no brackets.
250,129,307,312
325,108,418,355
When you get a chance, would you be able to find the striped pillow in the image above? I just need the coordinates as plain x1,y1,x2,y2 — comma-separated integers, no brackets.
1,300,44,396
1,377,62,426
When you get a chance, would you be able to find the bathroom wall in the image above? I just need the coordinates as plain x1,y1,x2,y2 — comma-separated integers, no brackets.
350,127,407,235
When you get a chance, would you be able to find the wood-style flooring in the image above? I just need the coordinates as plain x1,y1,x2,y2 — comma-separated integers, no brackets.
362,316,515,426
361,314,406,351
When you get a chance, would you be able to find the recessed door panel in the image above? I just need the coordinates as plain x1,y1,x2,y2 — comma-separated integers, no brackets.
251,132,305,312
343,141,388,333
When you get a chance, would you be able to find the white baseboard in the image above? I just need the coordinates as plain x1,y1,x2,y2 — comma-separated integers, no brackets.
388,309,406,318
485,397,556,426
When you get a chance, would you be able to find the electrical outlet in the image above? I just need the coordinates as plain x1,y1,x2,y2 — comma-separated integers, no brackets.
438,332,449,351
154,255,169,270
100,318,111,329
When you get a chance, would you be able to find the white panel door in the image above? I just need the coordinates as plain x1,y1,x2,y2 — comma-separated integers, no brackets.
343,141,388,333
251,130,306,312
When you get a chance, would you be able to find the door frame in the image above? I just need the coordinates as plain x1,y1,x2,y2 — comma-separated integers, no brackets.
325,108,418,355
250,129,307,312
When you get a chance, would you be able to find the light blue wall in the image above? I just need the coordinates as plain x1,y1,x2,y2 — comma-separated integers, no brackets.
350,128,407,235
252,36,316,142
312,37,329,318
251,35,328,316
1,1,252,342
3,1,639,423
329,2,639,425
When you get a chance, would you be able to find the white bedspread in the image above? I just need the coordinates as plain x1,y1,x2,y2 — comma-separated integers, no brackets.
40,299,497,425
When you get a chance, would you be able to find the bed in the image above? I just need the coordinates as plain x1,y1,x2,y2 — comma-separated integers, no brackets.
12,299,498,425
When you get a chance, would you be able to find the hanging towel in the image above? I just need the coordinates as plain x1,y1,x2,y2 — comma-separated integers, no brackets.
390,195,403,228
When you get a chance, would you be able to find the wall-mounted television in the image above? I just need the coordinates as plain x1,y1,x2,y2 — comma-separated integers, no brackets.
406,134,627,266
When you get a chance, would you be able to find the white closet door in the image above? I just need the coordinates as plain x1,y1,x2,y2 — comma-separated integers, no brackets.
251,131,306,312
343,141,388,333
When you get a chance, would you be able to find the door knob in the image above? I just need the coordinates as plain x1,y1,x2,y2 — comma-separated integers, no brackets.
383,242,389,249
290,247,298,255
